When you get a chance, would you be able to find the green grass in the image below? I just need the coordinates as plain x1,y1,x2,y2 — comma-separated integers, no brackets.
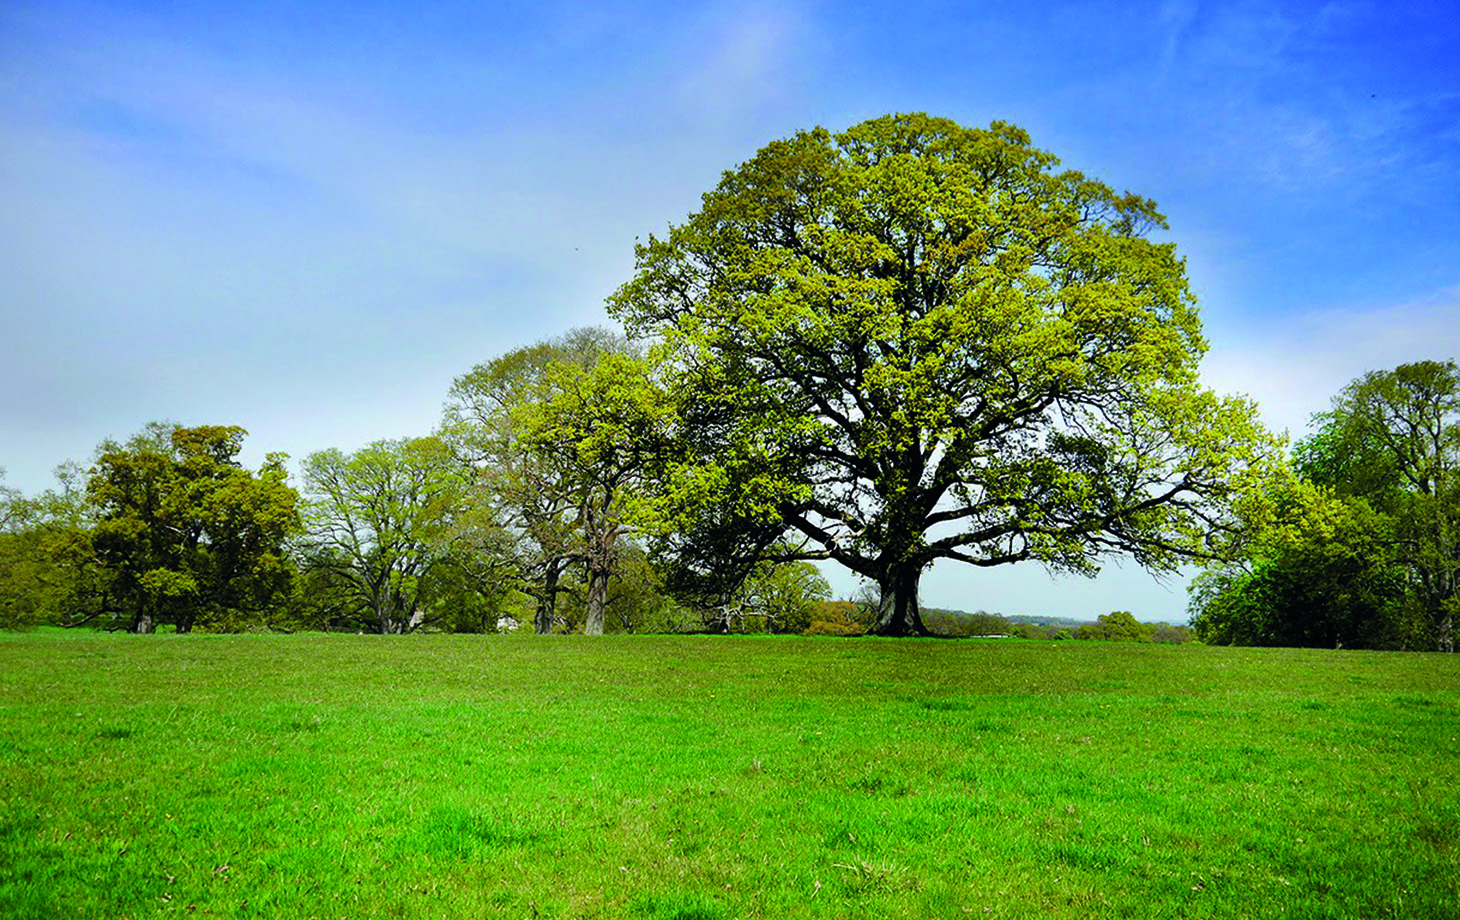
0,633,1456,919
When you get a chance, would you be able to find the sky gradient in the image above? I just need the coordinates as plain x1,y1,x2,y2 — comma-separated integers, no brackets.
3,0,1458,619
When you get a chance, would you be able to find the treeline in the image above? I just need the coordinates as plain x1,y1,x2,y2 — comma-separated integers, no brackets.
915,608,1192,643
2,357,1454,648
1189,360,1459,652
0,334,831,635
2,350,1454,648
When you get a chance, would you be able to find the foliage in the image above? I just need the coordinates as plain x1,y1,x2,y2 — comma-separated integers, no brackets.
514,347,671,634
2,633,1456,919
611,113,1277,636
804,599,870,636
1194,360,1459,651
712,558,832,634
84,424,300,633
299,436,479,634
1149,622,1194,644
921,608,1012,637
602,544,681,633
1189,479,1421,649
1006,621,1043,639
1074,610,1153,642
1297,360,1460,651
442,327,628,634
0,463,114,630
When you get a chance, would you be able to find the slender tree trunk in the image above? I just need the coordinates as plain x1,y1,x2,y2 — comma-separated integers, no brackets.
132,607,155,634
1440,613,1455,653
869,563,929,637
584,566,608,635
534,564,560,635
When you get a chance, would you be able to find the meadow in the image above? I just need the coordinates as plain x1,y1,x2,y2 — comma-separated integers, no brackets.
0,632,1456,919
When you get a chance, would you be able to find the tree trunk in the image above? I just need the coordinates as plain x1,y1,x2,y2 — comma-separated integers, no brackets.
1440,613,1454,653
584,566,608,635
534,564,560,635
869,563,929,637
132,608,155,634
375,591,401,634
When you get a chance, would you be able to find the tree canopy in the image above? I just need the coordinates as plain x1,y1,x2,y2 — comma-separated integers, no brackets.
611,113,1276,635
300,436,472,634
441,328,630,634
86,424,299,633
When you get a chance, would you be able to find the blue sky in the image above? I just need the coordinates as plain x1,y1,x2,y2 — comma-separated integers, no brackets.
3,0,1458,619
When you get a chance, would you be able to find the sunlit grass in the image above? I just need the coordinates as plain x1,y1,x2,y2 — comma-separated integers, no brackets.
1,633,1456,918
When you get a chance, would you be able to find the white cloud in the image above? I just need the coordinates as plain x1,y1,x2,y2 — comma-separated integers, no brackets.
1203,284,1460,438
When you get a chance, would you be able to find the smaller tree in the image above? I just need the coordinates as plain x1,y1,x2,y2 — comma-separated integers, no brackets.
5,463,111,629
1188,475,1420,649
300,436,470,634
602,543,678,633
1295,360,1459,651
719,559,832,634
442,328,624,634
0,469,52,629
85,424,300,633
517,350,671,634
804,599,871,636
1075,611,1153,643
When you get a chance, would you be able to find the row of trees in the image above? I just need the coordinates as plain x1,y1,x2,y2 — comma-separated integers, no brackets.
916,608,1193,643
12,112,1442,646
0,412,833,635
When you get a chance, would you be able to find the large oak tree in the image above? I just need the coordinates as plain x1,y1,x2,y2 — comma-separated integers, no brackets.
611,114,1275,635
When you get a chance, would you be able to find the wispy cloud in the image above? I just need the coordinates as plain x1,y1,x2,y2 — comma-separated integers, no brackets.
1203,284,1460,438
675,3,807,128
1156,0,1200,76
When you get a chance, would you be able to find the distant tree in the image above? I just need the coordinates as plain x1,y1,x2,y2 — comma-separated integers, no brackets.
86,424,299,633
300,436,470,634
0,469,50,629
723,559,832,634
920,609,1012,637
442,328,624,634
516,349,670,634
804,599,870,636
611,113,1277,636
603,543,679,633
1075,611,1153,642
1188,476,1419,649
0,467,17,529
1295,360,1459,651
1149,622,1194,644
5,463,111,629
1008,621,1048,640
1197,361,1459,652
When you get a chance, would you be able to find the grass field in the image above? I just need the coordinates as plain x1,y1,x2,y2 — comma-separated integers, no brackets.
0,633,1456,919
